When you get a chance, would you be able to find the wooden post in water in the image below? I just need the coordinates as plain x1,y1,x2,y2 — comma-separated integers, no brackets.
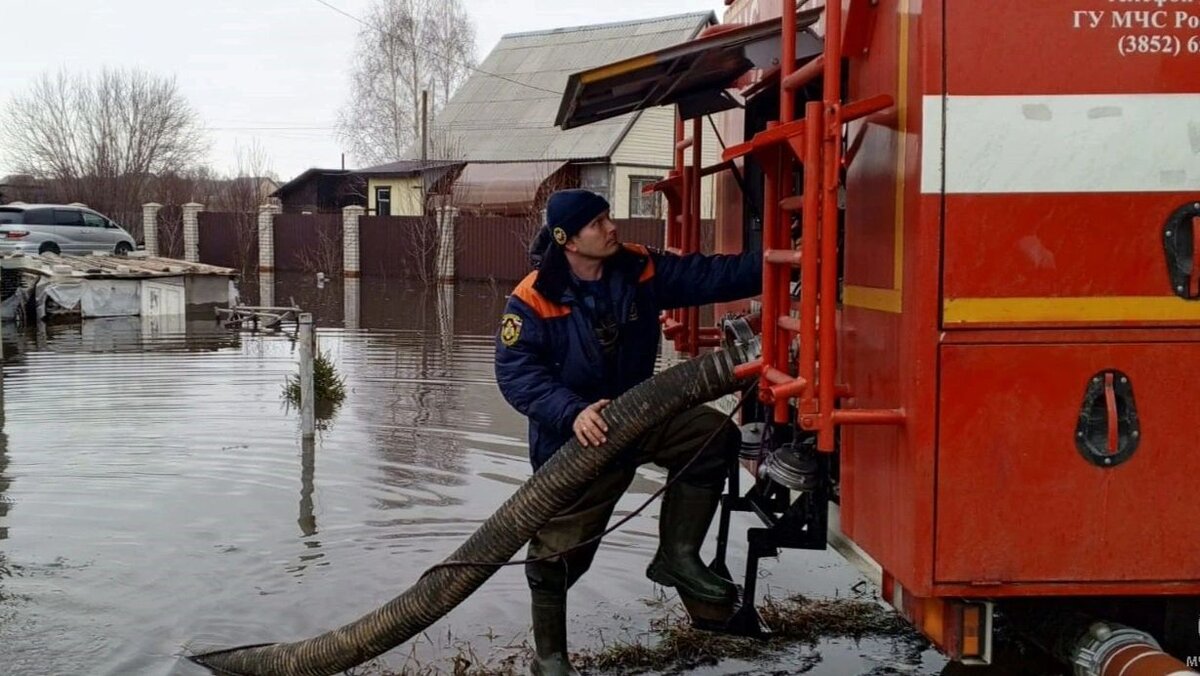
298,312,315,438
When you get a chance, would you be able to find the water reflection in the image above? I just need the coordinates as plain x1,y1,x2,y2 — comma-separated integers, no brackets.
0,351,8,544
344,277,360,330
298,436,316,538
2,317,240,356
288,433,325,577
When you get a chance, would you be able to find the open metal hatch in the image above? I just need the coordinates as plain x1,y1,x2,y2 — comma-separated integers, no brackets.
555,8,824,130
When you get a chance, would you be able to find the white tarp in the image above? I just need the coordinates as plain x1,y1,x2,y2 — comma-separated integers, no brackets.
35,277,142,319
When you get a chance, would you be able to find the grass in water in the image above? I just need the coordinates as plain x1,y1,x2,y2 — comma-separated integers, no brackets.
573,594,914,673
370,594,920,675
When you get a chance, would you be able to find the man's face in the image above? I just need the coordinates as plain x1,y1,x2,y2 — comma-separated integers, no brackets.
566,211,620,259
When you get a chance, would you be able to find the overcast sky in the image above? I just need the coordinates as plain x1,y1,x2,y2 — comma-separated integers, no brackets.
1,0,728,181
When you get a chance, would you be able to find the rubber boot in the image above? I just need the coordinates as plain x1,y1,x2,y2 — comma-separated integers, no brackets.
646,481,738,604
529,592,580,676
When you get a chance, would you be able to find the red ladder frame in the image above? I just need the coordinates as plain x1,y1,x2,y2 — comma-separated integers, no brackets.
716,0,905,450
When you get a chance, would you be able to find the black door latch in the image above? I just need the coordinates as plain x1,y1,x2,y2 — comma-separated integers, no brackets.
1075,369,1140,468
1162,201,1200,299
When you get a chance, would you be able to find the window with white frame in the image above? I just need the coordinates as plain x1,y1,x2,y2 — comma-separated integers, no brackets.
628,176,662,218
375,186,392,216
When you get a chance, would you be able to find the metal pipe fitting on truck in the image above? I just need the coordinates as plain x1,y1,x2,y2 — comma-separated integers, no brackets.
1009,607,1196,676
1071,622,1195,676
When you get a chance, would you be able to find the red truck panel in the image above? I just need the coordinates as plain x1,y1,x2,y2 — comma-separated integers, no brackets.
936,342,1200,584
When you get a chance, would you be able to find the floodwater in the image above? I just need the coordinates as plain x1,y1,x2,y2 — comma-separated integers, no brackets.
0,273,970,675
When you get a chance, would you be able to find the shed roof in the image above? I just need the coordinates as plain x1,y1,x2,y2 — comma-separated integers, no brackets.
271,168,350,197
431,12,714,163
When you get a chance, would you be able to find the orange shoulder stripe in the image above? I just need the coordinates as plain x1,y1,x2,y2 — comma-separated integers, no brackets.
512,272,571,319
622,243,656,283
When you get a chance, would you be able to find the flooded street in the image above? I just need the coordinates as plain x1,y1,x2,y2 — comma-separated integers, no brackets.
0,275,954,675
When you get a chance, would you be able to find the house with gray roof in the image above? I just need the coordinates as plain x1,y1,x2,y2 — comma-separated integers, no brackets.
364,12,723,219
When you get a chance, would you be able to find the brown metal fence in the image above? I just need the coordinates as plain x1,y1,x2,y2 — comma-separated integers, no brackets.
157,205,184,259
452,217,673,283
198,211,257,271
273,213,343,274
173,212,712,281
359,215,437,280
454,215,539,282
615,218,667,249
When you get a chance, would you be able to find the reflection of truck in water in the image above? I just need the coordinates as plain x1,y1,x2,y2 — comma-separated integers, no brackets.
558,0,1200,672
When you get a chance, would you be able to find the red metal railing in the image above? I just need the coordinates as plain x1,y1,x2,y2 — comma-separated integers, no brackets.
717,0,905,449
658,112,722,356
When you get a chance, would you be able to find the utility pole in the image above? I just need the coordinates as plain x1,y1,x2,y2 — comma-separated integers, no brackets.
421,89,429,162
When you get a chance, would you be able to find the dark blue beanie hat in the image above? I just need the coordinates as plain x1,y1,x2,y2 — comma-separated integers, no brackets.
545,189,609,247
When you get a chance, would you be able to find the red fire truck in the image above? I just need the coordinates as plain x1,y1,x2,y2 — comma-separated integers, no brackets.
556,1,1200,673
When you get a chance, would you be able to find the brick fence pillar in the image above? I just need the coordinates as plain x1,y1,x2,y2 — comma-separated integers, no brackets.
342,205,365,277
258,203,280,272
435,206,458,282
182,202,203,263
142,203,162,256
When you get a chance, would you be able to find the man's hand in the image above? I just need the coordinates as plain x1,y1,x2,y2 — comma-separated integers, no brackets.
572,399,611,447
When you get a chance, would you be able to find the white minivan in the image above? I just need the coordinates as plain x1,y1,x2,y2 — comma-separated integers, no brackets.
0,204,138,256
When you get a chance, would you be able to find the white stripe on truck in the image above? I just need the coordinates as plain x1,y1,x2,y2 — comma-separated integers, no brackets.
921,94,1200,194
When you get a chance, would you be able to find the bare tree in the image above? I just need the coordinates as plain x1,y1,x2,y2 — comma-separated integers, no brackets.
424,1,476,108
217,141,277,274
1,68,208,238
336,0,476,166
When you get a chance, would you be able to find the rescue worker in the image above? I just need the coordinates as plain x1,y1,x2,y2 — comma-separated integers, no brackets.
494,189,762,676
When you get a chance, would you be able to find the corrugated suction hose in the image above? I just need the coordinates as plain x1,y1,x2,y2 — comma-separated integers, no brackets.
191,348,746,675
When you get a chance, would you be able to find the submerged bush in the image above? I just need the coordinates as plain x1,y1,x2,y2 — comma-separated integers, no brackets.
283,349,347,420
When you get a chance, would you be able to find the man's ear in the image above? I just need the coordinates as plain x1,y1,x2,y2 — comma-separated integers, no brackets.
564,239,579,253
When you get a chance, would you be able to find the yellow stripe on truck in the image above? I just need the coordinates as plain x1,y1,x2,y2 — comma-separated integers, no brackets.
943,296,1200,324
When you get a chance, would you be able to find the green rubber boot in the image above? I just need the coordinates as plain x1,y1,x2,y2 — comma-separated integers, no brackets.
529,593,580,676
646,481,737,604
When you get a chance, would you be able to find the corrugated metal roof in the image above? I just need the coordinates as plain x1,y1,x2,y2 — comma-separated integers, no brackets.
6,253,237,279
430,12,714,163
354,159,461,175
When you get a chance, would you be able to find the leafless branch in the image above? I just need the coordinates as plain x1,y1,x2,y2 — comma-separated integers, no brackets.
296,226,343,276
335,0,475,166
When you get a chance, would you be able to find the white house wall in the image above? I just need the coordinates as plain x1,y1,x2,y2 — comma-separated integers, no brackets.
611,107,720,219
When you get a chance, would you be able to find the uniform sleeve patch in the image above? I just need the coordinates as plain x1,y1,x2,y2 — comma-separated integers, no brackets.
499,313,523,347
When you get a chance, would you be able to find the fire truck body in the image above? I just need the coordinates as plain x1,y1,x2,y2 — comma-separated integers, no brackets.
714,0,1200,588
854,0,1200,589
558,0,1200,667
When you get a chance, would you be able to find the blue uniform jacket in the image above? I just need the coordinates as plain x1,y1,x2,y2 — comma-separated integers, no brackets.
495,243,762,469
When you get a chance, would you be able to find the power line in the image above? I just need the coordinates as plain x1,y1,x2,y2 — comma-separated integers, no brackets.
310,0,563,96
208,126,336,131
